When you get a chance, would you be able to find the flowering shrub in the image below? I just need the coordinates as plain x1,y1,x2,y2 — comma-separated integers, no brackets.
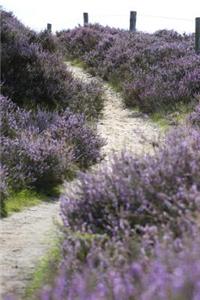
46,109,104,168
1,20,72,109
61,126,200,235
123,51,200,112
0,95,104,193
57,24,119,60
36,30,60,54
1,11,66,106
37,227,200,300
59,25,199,113
59,26,102,58
89,31,156,81
0,164,8,217
189,103,200,127
1,133,74,191
1,10,104,119
0,94,31,138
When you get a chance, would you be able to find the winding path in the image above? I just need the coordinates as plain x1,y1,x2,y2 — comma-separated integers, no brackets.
0,63,160,299
66,62,160,157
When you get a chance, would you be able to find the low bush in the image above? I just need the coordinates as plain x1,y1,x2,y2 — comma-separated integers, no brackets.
38,227,200,300
0,164,9,217
58,25,200,113
57,24,119,60
123,52,200,112
1,10,104,120
0,95,104,198
1,21,72,109
188,103,200,127
61,126,200,236
1,133,74,191
36,30,60,54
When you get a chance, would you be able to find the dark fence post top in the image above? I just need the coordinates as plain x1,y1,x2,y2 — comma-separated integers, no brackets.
47,23,52,33
83,12,89,26
130,11,137,32
195,17,200,54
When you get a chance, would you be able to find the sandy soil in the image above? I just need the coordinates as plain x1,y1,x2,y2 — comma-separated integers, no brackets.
0,63,161,299
66,62,160,158
0,202,60,299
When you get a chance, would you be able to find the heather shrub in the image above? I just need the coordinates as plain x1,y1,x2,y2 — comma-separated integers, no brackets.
39,229,200,300
99,33,198,112
83,33,117,77
59,25,199,112
1,10,71,107
0,10,58,54
0,164,9,217
1,10,37,44
188,103,200,127
62,126,200,235
64,25,102,57
123,51,200,112
0,95,104,192
1,133,74,191
36,30,60,54
57,24,119,60
154,29,190,41
2,39,71,108
46,110,104,168
1,10,104,119
93,32,156,81
0,94,31,138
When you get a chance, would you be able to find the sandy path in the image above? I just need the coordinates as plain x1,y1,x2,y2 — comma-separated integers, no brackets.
66,62,160,157
0,202,60,299
0,63,160,299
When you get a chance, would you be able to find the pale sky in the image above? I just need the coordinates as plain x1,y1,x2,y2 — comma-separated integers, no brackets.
1,0,200,33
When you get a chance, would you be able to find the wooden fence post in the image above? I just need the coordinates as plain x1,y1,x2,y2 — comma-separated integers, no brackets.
195,17,200,54
130,11,137,32
83,12,89,26
47,23,52,33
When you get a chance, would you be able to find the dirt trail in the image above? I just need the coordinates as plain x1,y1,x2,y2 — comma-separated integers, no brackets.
0,202,60,298
66,62,160,157
0,63,160,299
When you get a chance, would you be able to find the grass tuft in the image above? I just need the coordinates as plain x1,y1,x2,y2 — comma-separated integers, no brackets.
70,58,88,69
150,102,195,130
5,189,47,215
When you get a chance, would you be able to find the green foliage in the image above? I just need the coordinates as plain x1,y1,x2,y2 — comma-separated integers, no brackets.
70,58,88,69
150,102,195,129
5,189,46,215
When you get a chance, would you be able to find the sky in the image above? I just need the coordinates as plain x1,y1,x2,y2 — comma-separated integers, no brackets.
1,0,200,34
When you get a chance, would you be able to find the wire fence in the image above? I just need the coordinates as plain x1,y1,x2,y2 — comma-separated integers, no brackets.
91,13,194,22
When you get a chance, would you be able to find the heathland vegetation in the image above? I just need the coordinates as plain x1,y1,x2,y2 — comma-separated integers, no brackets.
1,11,104,217
1,10,200,300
